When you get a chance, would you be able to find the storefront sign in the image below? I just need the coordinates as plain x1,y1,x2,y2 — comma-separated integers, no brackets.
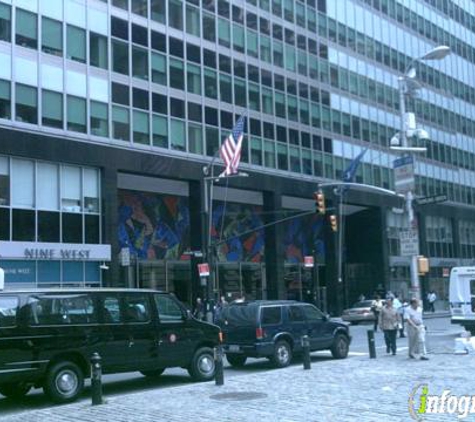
0,241,111,261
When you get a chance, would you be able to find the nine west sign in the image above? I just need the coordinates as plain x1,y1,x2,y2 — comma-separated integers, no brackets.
0,241,111,261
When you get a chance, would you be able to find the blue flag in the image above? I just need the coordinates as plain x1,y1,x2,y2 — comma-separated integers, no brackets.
342,149,367,183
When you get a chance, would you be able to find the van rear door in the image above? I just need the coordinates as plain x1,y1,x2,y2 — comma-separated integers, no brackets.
450,268,475,325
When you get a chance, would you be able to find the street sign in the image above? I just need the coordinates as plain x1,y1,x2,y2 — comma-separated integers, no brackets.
198,263,210,277
393,155,415,194
399,229,419,256
415,194,448,206
304,256,314,268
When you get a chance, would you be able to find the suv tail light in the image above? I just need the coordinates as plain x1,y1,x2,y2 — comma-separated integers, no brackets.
219,331,224,343
256,327,264,339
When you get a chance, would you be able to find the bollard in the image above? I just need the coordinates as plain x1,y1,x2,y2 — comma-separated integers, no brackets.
301,335,311,370
90,352,103,405
214,345,224,386
367,330,376,359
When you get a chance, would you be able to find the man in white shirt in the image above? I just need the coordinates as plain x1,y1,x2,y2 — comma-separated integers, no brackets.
404,298,429,360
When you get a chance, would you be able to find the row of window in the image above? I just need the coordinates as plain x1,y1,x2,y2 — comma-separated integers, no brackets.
0,262,100,290
361,0,475,68
422,0,475,34
0,156,100,213
0,5,108,69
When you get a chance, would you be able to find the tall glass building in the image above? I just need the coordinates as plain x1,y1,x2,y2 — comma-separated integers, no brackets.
0,0,472,311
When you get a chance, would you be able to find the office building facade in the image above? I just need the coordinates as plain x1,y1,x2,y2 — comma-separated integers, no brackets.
0,0,473,310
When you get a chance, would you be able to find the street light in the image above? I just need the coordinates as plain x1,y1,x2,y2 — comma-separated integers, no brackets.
202,157,248,322
391,45,450,301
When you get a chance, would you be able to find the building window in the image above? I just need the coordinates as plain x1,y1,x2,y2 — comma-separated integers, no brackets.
37,162,59,210
67,25,86,63
112,106,130,141
84,168,99,213
0,156,9,206
85,215,100,243
133,110,149,145
38,211,60,242
12,209,35,241
186,5,200,36
16,84,37,124
169,0,183,30
42,17,62,56
42,90,63,129
170,58,184,90
151,0,166,23
63,213,83,243
16,9,37,49
170,119,185,151
90,32,108,69
0,80,11,119
90,101,108,137
187,63,201,95
152,114,168,148
151,53,167,85
11,159,34,208
0,3,11,42
112,40,129,75
188,123,203,154
132,46,149,80
132,0,148,16
67,96,86,133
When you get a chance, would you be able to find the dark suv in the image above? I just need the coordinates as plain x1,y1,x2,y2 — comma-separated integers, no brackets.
0,289,220,403
215,300,350,368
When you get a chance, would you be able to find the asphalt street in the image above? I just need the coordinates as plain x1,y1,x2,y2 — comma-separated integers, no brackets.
0,314,460,418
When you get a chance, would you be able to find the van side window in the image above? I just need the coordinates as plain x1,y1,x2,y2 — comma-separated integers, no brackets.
0,296,18,327
124,294,150,323
103,296,121,323
288,305,305,322
28,294,97,325
154,295,183,321
261,306,282,325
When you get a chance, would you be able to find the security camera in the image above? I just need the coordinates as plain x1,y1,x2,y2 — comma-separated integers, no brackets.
100,263,109,270
390,133,400,146
415,128,430,140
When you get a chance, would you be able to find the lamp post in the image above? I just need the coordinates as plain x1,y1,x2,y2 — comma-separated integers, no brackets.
393,45,450,301
203,158,248,323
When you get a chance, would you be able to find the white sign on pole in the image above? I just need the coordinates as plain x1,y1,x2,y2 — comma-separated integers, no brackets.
393,156,415,194
399,229,419,256
120,247,131,266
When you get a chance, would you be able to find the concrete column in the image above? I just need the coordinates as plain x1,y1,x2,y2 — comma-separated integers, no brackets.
101,167,119,287
263,191,285,300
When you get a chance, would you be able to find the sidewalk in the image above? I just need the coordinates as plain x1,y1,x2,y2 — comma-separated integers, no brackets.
2,347,470,422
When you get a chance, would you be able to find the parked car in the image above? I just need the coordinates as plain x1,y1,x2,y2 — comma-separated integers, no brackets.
0,289,221,403
342,300,379,324
214,300,351,368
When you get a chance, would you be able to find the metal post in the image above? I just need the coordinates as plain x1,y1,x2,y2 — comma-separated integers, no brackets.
214,345,224,386
301,335,311,370
90,352,103,405
398,77,420,301
367,330,376,359
206,175,215,323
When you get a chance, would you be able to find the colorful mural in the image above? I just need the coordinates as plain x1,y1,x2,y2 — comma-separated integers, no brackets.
212,202,265,263
118,190,190,260
284,214,325,264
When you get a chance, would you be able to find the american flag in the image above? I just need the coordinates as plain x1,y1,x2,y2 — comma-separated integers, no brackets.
219,115,246,178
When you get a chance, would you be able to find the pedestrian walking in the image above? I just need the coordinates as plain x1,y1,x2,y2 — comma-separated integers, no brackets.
427,291,437,313
371,295,384,332
193,297,204,320
213,295,228,323
405,298,429,360
378,298,400,355
395,295,407,338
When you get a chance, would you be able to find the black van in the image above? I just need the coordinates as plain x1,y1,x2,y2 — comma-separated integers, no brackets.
0,289,220,403
215,300,350,368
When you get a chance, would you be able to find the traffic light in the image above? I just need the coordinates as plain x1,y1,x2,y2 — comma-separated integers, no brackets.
314,190,326,214
329,214,338,232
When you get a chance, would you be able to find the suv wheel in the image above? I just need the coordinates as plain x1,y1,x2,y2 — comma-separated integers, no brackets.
0,382,31,399
226,354,247,368
44,361,84,403
271,340,292,368
331,333,349,359
140,368,165,377
188,347,215,381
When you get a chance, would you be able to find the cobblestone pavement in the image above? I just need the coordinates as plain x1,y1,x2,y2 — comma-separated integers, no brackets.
1,338,471,422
